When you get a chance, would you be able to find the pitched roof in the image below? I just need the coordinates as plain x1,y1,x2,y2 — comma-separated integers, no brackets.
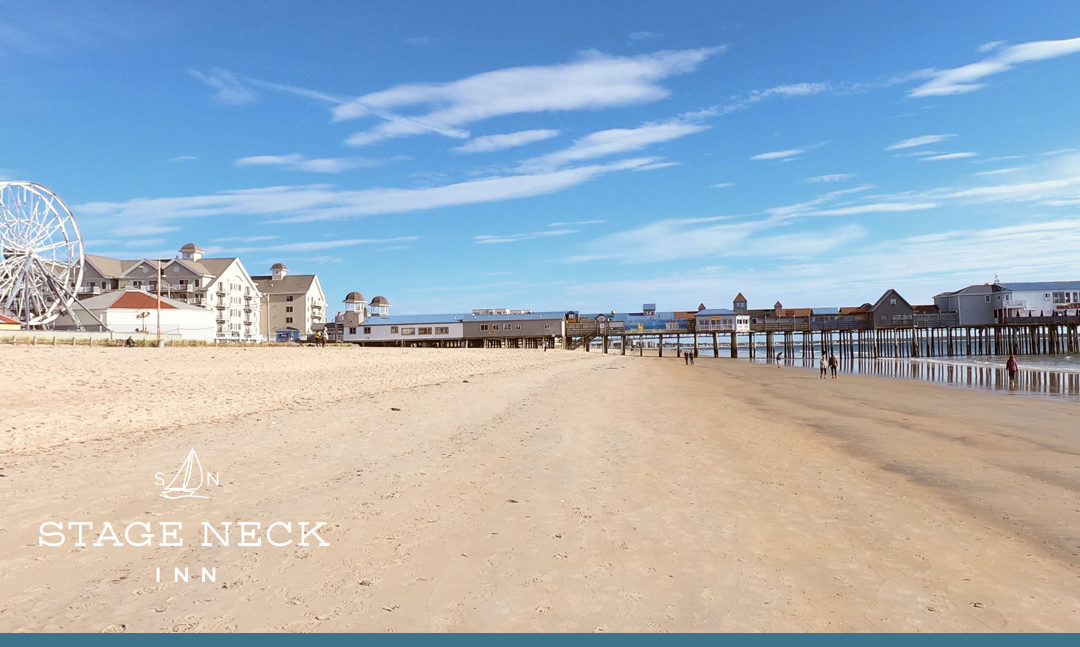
870,289,912,311
840,306,869,314
697,308,737,316
252,274,318,295
77,289,205,311
0,313,19,325
996,281,1080,291
733,292,747,302
913,304,940,314
777,307,813,317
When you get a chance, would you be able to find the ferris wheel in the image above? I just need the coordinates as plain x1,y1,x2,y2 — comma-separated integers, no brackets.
0,181,84,327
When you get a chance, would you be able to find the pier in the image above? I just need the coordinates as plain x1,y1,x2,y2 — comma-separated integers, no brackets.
564,320,1080,359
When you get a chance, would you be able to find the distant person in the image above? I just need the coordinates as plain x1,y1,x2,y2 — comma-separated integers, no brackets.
684,350,691,366
689,351,695,366
1006,354,1019,385
819,354,828,379
124,336,136,348
829,353,839,379
776,351,782,368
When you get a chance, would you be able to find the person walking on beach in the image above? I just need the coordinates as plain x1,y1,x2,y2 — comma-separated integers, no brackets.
819,353,828,379
688,350,695,366
828,353,839,379
776,351,782,368
685,350,690,365
1006,354,1019,385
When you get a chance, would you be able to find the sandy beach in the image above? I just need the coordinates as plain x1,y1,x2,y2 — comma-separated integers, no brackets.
0,345,1077,632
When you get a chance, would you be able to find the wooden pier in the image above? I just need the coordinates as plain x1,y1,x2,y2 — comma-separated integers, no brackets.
564,321,1080,359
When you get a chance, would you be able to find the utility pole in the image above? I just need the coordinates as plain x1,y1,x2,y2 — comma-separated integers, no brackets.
156,259,162,347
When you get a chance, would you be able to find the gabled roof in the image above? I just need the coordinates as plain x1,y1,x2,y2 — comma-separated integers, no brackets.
733,292,747,302
777,308,813,317
84,254,125,278
870,289,913,311
913,304,940,314
839,306,868,314
697,308,737,316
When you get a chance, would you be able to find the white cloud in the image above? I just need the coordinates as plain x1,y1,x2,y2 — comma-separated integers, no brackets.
910,36,1080,97
332,47,725,146
235,154,374,173
977,40,1007,53
566,216,866,264
885,134,955,150
973,167,1023,176
75,157,662,233
166,155,198,163
518,121,707,172
751,148,804,161
451,129,560,153
920,152,977,161
473,229,577,244
710,182,735,188
548,219,606,227
188,68,257,105
806,173,855,183
811,202,939,216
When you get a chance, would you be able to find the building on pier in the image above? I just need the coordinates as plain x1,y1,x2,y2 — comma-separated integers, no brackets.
933,284,996,325
991,281,1080,322
695,309,750,332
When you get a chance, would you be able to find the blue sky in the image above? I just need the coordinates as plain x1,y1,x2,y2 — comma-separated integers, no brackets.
3,1,1080,315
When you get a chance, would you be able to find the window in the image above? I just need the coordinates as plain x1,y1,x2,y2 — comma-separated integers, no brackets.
401,327,415,335
133,280,142,288
349,327,357,334
285,317,293,323
285,306,294,313
515,324,522,330
889,298,896,306
363,326,371,334
984,295,991,303
435,326,449,334
418,327,432,335
503,323,512,330
390,326,398,334
480,324,488,331
544,323,551,330
286,296,294,302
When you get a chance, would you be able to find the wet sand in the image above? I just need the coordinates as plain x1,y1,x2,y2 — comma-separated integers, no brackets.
0,347,1077,632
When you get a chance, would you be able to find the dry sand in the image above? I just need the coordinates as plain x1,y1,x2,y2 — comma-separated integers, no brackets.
0,346,1077,632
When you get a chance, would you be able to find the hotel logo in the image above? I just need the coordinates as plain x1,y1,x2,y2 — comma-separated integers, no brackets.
155,448,218,500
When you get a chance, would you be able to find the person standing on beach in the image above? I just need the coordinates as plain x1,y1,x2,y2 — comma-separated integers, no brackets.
1006,354,1019,385
776,351,782,367
689,350,695,366
685,350,690,366
819,354,828,379
828,353,839,379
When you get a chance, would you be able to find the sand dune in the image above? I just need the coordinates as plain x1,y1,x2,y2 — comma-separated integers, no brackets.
1,347,1077,632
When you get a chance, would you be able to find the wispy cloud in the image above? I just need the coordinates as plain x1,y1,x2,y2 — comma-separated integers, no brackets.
710,182,735,188
331,47,725,146
885,134,955,150
235,154,377,173
973,167,1024,176
166,155,198,163
920,152,977,161
518,121,706,172
806,173,855,183
76,157,663,233
751,148,804,161
473,229,577,244
188,68,257,105
548,219,606,227
977,40,1007,53
811,202,939,216
451,129,560,153
910,36,1080,97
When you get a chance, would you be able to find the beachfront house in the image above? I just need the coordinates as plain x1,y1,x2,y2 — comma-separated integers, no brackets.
991,281,1080,322
933,284,996,325
54,289,217,341
694,309,750,332
868,289,914,329
78,243,263,342
252,263,327,337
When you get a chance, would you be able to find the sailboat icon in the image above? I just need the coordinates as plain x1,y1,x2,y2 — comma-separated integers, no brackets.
160,448,210,499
